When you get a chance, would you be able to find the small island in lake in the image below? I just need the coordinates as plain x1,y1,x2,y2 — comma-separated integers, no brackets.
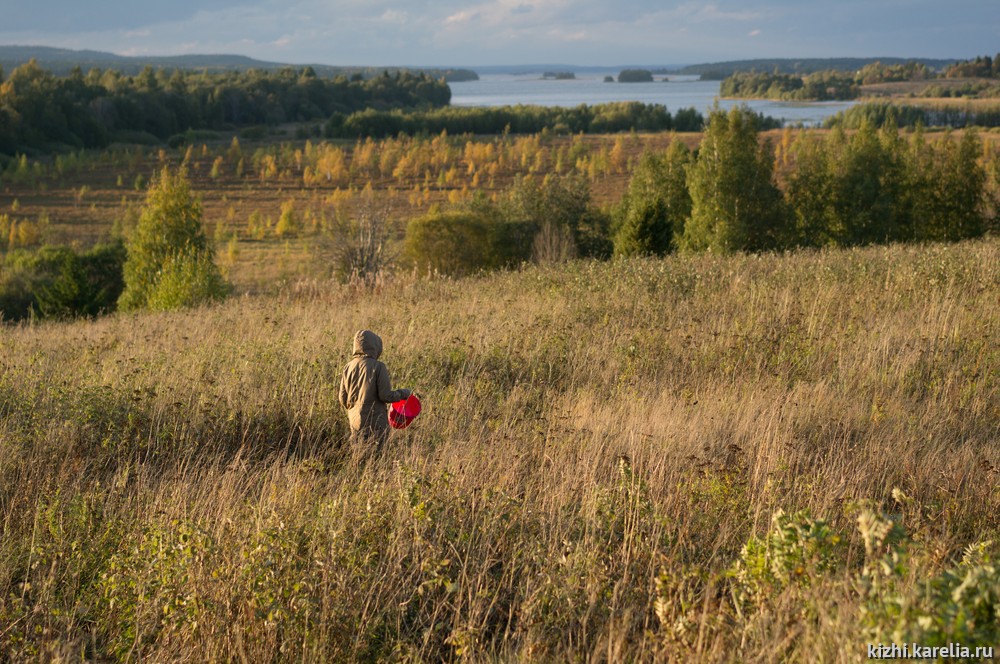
542,71,576,80
618,69,654,83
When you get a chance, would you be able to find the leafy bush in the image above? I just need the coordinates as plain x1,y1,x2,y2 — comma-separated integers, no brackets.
730,509,842,615
858,508,1000,649
471,175,612,262
404,211,502,276
0,241,126,321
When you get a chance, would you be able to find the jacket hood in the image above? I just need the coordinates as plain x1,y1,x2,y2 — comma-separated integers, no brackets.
353,329,383,359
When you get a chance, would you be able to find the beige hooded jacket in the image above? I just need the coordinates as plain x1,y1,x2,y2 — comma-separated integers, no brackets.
338,330,410,440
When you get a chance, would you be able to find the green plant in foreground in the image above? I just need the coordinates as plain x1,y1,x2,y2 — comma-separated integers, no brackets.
729,509,842,617
858,503,1000,648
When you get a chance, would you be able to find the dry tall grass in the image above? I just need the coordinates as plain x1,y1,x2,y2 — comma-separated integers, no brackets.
1,239,998,661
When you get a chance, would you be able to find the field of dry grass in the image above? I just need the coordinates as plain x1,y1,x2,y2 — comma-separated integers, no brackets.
1,237,997,660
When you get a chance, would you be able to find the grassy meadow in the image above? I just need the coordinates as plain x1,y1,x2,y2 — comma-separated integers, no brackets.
1,237,998,660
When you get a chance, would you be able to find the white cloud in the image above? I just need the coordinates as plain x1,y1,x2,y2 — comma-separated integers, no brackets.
748,29,761,37
444,9,477,25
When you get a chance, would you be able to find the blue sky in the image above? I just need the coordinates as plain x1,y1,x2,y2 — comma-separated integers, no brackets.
1,0,997,66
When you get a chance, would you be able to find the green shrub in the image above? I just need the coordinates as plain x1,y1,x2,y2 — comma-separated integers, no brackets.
858,508,1000,649
470,175,612,262
0,241,126,321
37,241,127,319
404,211,498,276
730,509,841,616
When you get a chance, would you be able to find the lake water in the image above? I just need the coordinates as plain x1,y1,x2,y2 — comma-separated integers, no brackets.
450,73,856,127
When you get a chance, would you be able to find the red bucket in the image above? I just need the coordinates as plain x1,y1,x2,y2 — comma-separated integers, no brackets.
389,394,421,429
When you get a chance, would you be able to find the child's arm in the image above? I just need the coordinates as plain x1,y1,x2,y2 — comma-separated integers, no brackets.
377,363,410,404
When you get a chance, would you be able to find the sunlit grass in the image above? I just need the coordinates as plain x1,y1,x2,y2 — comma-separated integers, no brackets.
1,238,997,660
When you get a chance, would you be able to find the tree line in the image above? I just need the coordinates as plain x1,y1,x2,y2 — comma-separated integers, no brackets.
608,108,994,253
404,107,996,275
0,61,451,155
678,57,954,80
720,70,860,101
721,55,1000,102
826,103,1000,130
325,102,713,139
0,61,780,157
943,54,1000,79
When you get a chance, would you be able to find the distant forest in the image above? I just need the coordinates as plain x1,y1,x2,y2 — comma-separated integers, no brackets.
0,60,726,156
324,103,718,139
720,55,1000,102
0,62,452,155
676,57,958,80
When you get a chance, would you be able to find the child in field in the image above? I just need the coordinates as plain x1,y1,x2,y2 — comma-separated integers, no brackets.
339,329,412,452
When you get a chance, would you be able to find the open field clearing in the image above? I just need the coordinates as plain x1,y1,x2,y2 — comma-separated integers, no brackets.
1,238,997,660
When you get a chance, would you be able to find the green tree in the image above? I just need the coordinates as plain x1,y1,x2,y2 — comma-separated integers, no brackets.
910,130,986,242
988,149,1000,234
503,175,610,260
683,106,788,253
828,120,909,245
118,167,227,311
613,140,692,257
784,131,838,247
618,69,654,83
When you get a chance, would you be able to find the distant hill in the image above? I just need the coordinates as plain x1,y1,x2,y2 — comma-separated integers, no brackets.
673,57,958,80
0,45,478,82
